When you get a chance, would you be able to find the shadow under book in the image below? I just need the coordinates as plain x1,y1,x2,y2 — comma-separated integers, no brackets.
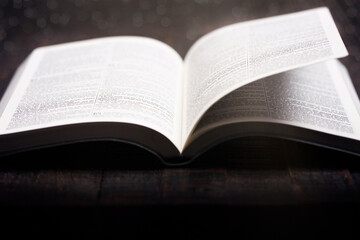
0,7,359,165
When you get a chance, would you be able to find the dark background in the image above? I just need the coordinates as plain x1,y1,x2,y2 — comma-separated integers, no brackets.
0,0,360,239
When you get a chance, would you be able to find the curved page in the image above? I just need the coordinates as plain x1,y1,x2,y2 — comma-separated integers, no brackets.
188,60,360,150
0,37,184,151
182,7,348,149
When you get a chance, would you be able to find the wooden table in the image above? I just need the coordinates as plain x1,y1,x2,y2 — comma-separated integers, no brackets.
0,0,359,238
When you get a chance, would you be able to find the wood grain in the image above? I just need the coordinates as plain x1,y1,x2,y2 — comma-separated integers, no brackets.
0,0,359,208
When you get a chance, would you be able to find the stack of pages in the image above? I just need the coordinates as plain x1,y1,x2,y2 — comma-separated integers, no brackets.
0,7,359,165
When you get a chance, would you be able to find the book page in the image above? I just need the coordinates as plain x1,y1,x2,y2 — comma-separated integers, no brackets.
0,37,184,150
182,7,348,148
189,60,360,146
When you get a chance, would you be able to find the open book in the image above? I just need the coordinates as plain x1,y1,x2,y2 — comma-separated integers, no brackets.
1,7,359,165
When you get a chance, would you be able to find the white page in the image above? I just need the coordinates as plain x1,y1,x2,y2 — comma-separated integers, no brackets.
182,7,348,149
0,37,184,150
189,60,360,145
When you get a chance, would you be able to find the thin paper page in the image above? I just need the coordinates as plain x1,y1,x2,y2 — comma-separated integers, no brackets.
191,60,360,144
0,58,28,115
0,37,183,150
182,7,348,148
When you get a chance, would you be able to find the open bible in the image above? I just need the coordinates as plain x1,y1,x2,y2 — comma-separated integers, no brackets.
1,7,360,165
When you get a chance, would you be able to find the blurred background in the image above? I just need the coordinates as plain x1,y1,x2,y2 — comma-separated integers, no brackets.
0,0,359,79
0,0,360,238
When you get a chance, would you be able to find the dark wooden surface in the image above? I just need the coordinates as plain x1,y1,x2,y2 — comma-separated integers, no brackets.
1,0,360,238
